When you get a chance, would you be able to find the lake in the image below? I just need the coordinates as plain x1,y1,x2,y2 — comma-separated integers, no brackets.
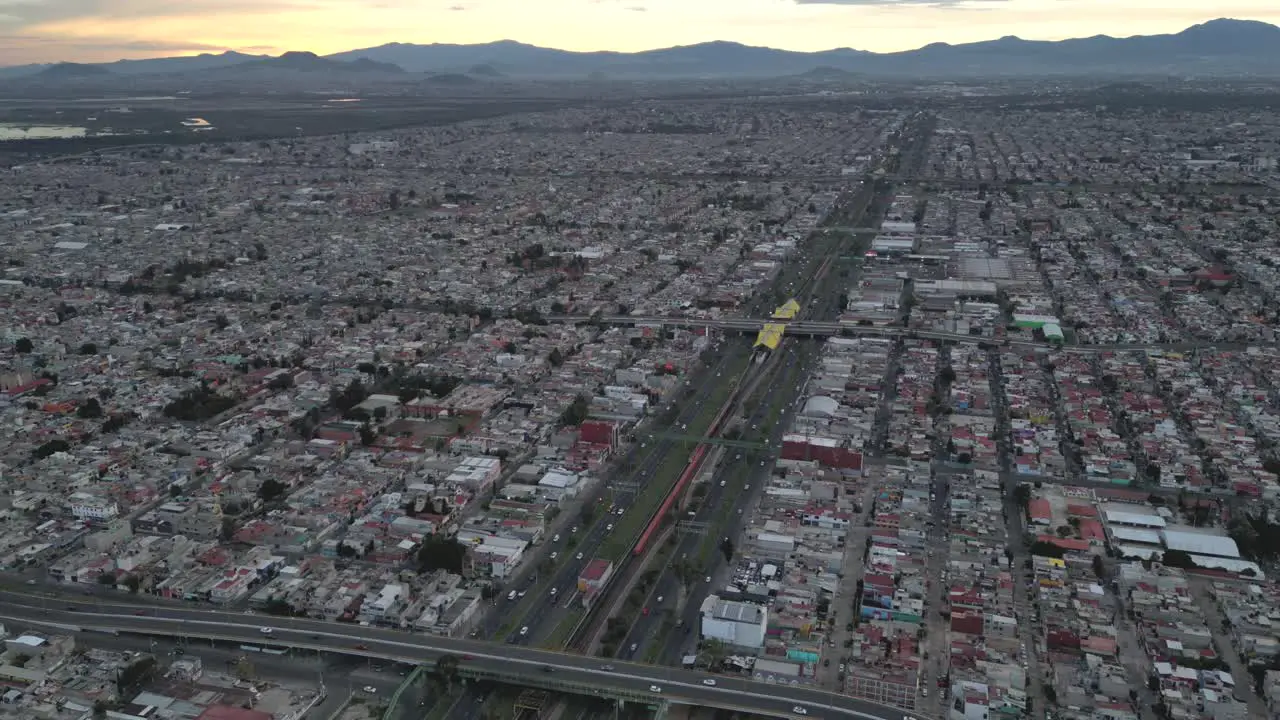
0,123,87,140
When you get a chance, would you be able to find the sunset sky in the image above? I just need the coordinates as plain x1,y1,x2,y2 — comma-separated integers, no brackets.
1,0,1278,66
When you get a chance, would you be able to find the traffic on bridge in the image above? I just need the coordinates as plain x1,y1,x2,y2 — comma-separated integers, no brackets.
0,592,920,720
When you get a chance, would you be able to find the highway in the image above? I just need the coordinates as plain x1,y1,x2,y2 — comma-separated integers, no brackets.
0,595,916,720
628,344,815,667
508,344,750,649
614,129,904,671
546,313,1280,356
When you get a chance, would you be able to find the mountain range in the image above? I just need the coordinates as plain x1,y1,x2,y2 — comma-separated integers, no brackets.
2,18,1279,81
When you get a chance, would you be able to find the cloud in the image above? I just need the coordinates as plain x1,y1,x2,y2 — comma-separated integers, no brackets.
625,4,645,9
793,0,1007,5
0,0,324,31
0,34,229,52
448,4,467,9
0,34,237,64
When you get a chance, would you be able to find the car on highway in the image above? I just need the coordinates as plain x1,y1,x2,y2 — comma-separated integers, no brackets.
657,595,664,603
576,552,584,560
550,552,558,561
615,508,624,515
542,666,555,673
259,627,273,636
362,686,377,694
792,707,807,715
702,679,716,686
520,626,529,636
552,534,561,543
705,576,711,583
354,644,368,650
606,524,614,531
507,590,517,601
649,685,662,693
719,480,726,487
600,665,615,671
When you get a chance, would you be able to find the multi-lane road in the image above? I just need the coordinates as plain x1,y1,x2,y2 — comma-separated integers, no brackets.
546,313,1280,356
0,593,917,720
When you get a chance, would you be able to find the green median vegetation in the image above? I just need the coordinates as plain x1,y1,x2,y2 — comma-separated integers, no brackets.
598,353,751,562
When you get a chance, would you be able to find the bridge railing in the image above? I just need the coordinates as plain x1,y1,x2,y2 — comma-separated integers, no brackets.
381,664,425,720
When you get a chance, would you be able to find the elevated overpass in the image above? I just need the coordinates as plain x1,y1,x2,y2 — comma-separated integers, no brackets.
0,594,921,720
555,314,1271,354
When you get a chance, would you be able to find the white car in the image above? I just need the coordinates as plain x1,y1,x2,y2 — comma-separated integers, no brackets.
702,679,716,686
719,480,726,487
259,627,273,635
657,596,664,603
550,552,558,560
649,685,662,693
606,524,614,531
362,686,377,694
616,508,624,516
519,626,529,636
793,707,807,716
705,576,712,583
576,552,584,560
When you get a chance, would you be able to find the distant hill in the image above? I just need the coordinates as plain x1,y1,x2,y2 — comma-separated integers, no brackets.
225,51,403,74
795,65,860,81
424,72,478,85
36,62,112,80
3,19,1280,80
104,50,265,75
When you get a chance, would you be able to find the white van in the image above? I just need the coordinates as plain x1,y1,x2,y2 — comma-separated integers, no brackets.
507,590,517,601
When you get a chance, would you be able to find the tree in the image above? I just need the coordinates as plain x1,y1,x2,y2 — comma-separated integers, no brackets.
418,535,467,574
720,538,735,563
1160,549,1195,569
14,337,33,354
434,654,461,688
77,397,104,419
116,655,157,693
258,478,287,503
1028,541,1066,559
561,394,591,427
78,342,98,355
33,438,70,460
547,348,565,367
122,574,142,594
1012,484,1032,515
98,572,117,586
1092,554,1106,580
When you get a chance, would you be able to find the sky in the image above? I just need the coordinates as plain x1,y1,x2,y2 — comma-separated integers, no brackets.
1,0,1279,66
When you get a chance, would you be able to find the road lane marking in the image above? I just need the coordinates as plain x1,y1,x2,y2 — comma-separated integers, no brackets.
0,606,903,719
